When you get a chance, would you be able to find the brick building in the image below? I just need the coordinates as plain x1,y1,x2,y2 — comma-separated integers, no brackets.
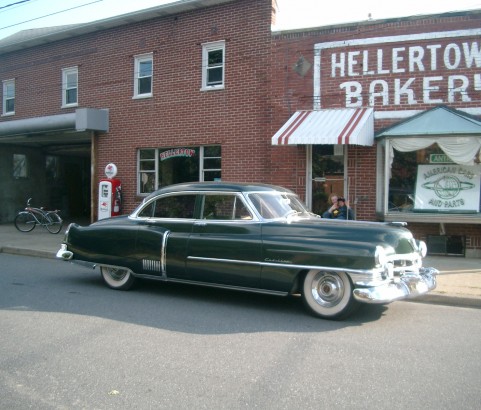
0,0,273,221
270,9,481,257
1,0,481,256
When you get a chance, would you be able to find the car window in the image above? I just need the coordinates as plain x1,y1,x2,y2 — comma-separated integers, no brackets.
202,194,252,220
138,201,155,218
248,192,308,219
138,194,196,219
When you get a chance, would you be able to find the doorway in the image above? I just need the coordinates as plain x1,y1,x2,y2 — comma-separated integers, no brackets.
311,145,345,216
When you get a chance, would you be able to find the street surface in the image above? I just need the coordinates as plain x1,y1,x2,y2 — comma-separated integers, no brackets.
1,254,480,409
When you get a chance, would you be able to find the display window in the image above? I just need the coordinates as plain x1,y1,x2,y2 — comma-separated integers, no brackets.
138,146,221,194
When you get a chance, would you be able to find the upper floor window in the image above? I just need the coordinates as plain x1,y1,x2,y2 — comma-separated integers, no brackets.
134,53,153,98
201,41,225,91
62,67,78,107
2,79,15,115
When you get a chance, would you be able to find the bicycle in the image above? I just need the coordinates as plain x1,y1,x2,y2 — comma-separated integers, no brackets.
14,198,63,234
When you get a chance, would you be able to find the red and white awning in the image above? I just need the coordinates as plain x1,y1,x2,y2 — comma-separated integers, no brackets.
272,108,374,146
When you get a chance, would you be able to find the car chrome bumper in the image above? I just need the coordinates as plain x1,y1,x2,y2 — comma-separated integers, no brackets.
56,244,73,260
353,267,438,304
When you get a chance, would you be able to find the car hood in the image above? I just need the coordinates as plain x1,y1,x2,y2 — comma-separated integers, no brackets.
264,217,417,255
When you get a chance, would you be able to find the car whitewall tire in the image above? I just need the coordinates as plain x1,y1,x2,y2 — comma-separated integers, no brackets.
302,269,359,320
100,266,135,290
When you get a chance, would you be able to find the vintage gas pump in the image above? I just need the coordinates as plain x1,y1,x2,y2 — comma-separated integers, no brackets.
98,163,122,220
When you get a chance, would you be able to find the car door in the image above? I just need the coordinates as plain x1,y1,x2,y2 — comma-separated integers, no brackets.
186,193,262,288
135,193,197,279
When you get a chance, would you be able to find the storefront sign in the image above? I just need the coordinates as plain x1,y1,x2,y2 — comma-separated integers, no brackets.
160,148,196,161
314,29,481,111
414,164,480,211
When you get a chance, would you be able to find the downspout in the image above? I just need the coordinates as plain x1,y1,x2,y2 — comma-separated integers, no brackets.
90,131,97,223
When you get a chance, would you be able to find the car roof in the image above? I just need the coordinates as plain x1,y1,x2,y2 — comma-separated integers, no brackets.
145,181,295,199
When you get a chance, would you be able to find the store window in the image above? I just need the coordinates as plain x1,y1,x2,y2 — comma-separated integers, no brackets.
381,141,481,218
138,146,221,194
201,41,225,90
134,53,153,98
2,79,15,115
62,67,78,107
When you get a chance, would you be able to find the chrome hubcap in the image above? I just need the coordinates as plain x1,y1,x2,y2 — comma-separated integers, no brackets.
311,272,344,307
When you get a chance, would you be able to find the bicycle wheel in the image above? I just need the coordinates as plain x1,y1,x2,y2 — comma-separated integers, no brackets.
45,211,63,234
14,212,36,232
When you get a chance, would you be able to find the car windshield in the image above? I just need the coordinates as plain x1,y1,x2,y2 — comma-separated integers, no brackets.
247,192,312,219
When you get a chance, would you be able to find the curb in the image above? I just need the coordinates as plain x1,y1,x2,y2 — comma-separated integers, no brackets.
406,293,481,309
0,246,56,260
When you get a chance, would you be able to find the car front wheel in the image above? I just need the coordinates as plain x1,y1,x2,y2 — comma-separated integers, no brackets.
302,269,359,320
100,266,136,290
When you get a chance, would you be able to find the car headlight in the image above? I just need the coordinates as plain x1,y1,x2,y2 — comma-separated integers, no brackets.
375,245,388,267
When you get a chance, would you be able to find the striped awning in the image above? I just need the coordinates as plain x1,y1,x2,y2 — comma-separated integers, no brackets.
272,108,374,146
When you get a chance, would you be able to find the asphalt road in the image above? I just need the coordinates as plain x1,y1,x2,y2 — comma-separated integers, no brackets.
1,254,481,409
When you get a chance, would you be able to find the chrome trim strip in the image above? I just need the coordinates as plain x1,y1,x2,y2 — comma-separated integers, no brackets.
187,255,381,276
130,274,288,296
161,230,170,277
186,255,436,288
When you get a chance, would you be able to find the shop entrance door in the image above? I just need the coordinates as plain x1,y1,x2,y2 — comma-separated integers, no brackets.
311,145,345,216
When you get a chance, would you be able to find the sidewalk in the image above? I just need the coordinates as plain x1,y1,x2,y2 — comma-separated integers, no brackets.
1,221,480,308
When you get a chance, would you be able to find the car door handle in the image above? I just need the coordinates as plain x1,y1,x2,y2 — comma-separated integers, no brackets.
194,221,207,226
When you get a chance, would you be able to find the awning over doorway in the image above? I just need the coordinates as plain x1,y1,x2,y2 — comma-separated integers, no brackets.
271,108,374,146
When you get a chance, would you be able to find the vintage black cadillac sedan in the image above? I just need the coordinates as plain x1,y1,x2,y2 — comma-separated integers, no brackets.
57,182,437,320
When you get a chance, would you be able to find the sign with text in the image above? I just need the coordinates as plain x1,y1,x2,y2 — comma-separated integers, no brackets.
414,164,481,212
315,29,481,110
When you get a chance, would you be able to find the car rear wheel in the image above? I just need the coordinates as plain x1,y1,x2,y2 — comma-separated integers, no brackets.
100,266,136,290
302,269,359,320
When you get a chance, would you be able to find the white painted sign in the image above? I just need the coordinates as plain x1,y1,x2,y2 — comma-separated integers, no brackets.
314,29,481,114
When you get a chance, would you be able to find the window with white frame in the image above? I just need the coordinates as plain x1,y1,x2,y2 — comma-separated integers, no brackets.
2,79,15,115
138,146,221,194
134,53,153,98
379,140,481,218
201,41,225,90
62,67,78,107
